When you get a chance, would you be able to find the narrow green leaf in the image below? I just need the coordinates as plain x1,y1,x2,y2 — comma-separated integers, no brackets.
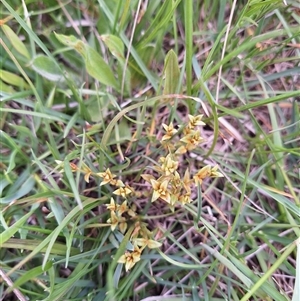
1,24,30,59
0,178,10,197
5,149,17,174
292,239,300,301
0,107,70,122
137,0,177,49
1,238,79,255
239,241,296,301
48,266,56,296
185,0,193,111
163,49,180,95
8,199,99,276
157,249,205,270
31,55,64,82
9,262,52,291
63,112,80,138
64,159,83,210
8,123,38,150
201,244,253,288
0,210,34,245
0,175,35,204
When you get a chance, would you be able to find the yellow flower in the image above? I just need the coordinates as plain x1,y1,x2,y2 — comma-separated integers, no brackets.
182,168,192,193
210,165,224,179
141,174,155,184
179,193,192,205
188,114,205,128
150,178,171,203
119,221,128,234
161,122,178,141
117,200,128,215
125,185,136,195
133,238,162,249
175,145,188,155
193,165,223,185
171,171,182,190
97,168,124,187
110,179,125,187
180,130,204,151
97,168,116,186
183,126,192,136
170,192,180,205
83,166,92,183
193,165,211,185
106,197,119,211
118,246,142,271
161,154,179,175
127,205,137,217
131,221,141,239
113,186,132,198
106,210,126,231
107,211,119,231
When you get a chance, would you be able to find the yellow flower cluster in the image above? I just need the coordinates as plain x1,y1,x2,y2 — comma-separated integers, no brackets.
118,225,162,272
97,168,162,272
55,114,223,272
54,161,163,272
97,168,135,233
142,114,223,209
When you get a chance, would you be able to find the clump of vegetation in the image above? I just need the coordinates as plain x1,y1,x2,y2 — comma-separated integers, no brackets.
58,114,223,272
0,1,299,301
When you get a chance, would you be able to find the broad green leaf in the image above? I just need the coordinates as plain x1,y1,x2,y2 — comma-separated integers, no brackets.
54,32,118,89
117,63,131,95
87,97,107,122
101,34,125,60
54,32,78,46
113,118,131,144
101,34,131,93
163,49,180,95
82,44,119,89
0,79,15,93
1,24,30,59
31,55,64,82
0,69,29,89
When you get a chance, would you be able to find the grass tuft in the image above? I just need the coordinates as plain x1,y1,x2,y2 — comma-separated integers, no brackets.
1,0,299,300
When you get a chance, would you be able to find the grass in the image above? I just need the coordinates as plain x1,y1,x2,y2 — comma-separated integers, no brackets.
0,0,300,300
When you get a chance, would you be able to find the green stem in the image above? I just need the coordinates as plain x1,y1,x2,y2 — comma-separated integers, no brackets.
185,0,195,114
